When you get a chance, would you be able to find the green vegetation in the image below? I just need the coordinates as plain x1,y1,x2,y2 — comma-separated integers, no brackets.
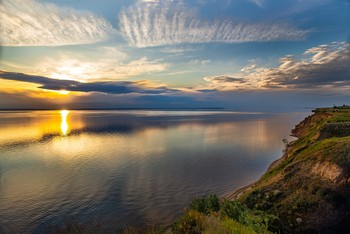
172,195,279,234
239,107,350,233
189,194,220,215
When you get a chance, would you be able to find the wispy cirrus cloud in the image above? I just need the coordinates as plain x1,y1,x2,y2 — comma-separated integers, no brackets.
204,42,350,90
0,0,117,46
249,0,266,8
119,0,307,48
0,70,176,95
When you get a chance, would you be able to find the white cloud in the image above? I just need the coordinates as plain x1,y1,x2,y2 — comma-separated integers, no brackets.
119,0,307,48
32,47,168,81
249,0,266,8
0,0,117,46
204,42,350,90
140,0,160,3
160,46,196,54
250,42,350,89
189,59,211,66
240,64,257,73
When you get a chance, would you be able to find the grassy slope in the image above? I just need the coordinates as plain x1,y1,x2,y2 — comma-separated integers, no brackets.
239,107,350,233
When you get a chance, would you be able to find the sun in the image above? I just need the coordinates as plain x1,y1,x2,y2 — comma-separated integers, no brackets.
57,90,70,95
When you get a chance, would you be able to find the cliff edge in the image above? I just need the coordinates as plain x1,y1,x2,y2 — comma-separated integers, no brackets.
238,107,350,233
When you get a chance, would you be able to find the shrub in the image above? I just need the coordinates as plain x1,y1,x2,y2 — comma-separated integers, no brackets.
189,194,220,215
172,210,205,234
221,200,249,222
220,218,258,234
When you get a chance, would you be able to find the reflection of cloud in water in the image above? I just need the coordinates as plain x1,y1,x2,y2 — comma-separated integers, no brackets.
0,110,266,148
0,110,308,232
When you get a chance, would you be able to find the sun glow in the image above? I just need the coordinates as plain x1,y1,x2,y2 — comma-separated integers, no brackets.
57,90,70,95
51,73,72,80
60,110,70,135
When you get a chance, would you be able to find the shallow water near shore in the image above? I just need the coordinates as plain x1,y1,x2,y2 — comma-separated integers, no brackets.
0,110,308,232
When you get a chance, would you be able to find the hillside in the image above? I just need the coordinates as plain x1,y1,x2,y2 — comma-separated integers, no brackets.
171,107,350,234
236,107,350,233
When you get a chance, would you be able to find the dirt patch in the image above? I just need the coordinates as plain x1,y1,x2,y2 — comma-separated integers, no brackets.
311,162,347,183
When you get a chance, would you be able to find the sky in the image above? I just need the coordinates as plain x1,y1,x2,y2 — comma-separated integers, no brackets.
0,0,349,110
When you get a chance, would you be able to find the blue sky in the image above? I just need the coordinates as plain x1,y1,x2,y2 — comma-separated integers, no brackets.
0,0,349,110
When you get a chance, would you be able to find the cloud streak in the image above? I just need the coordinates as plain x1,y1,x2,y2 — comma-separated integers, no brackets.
203,75,252,90
0,70,176,95
0,0,117,46
204,42,350,90
249,0,266,8
10,47,168,82
37,55,168,82
119,0,307,48
204,76,245,84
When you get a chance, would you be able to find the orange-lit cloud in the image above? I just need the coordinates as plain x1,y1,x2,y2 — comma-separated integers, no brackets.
203,42,350,90
22,47,169,82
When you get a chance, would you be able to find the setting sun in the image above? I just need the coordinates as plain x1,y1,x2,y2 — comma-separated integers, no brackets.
57,90,70,95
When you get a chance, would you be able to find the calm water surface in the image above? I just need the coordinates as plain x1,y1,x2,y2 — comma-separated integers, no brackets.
0,110,308,232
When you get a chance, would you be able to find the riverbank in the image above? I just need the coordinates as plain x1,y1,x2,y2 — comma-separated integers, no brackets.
172,106,350,233
232,107,350,232
223,139,295,200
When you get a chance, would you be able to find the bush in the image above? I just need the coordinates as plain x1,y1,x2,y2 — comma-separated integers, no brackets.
175,195,287,233
220,218,258,234
189,194,220,215
221,200,249,222
220,200,286,233
220,200,270,233
172,210,205,234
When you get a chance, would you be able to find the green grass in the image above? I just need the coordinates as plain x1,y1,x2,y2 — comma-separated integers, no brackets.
239,107,350,233
296,136,350,165
219,218,260,234
172,195,285,234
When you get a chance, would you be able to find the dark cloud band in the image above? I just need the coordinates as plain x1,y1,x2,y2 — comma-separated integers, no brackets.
0,71,176,95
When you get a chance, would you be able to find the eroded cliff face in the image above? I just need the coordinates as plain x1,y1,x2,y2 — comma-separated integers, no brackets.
311,161,349,184
240,107,350,233
291,111,332,139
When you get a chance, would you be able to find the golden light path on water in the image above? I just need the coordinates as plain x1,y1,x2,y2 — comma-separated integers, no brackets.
60,110,69,135
0,110,308,233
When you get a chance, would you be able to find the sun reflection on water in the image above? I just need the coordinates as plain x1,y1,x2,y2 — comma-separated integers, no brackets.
60,110,69,135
